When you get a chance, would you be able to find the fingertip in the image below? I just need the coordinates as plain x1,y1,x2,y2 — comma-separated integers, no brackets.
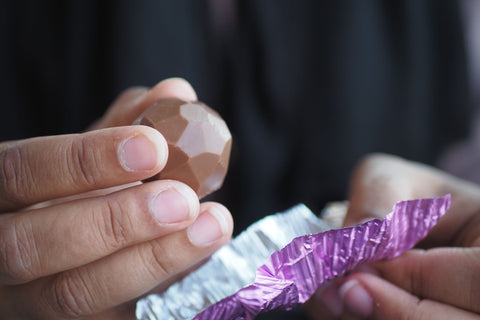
131,125,169,172
120,86,149,103
314,282,343,317
339,278,374,318
150,77,198,102
148,181,200,225
354,264,381,277
187,202,233,247
109,87,149,114
92,87,149,129
204,202,234,237
172,182,201,220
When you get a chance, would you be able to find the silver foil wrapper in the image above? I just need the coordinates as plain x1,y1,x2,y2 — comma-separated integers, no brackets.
136,204,334,320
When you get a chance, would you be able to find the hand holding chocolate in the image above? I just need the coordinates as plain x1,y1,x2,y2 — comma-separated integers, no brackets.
134,98,232,198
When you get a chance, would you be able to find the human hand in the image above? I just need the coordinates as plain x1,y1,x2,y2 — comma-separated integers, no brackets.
0,78,234,319
305,154,480,319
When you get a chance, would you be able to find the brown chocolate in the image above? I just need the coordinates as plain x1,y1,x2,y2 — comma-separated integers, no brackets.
135,98,232,198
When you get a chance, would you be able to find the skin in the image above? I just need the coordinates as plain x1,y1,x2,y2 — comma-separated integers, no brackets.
2,78,477,319
0,78,234,319
305,154,480,319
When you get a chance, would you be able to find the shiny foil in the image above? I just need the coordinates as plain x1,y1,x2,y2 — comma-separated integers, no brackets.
136,204,332,320
136,195,450,320
194,195,450,319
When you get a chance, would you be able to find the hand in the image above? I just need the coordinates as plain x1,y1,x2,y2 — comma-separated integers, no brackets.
0,78,234,319
305,154,480,319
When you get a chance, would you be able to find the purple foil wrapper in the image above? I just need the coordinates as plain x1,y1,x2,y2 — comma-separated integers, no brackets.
194,195,451,320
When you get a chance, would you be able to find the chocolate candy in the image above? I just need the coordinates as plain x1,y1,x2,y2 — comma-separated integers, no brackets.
135,98,232,198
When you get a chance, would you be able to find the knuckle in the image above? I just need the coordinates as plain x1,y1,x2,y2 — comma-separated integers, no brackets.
67,137,101,188
0,144,36,206
139,241,176,281
0,219,36,284
95,198,133,251
48,271,95,318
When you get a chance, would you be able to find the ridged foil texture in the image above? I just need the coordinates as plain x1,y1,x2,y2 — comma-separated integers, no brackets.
136,195,450,320
194,195,450,319
136,204,332,320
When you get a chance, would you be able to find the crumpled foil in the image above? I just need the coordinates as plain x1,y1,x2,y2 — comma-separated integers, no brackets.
136,195,450,320
136,204,332,320
195,195,450,319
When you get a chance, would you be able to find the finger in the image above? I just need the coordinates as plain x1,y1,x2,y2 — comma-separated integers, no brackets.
345,153,480,247
303,280,344,319
339,272,480,320
92,78,198,129
16,202,232,319
344,154,419,226
370,248,480,314
26,181,142,210
0,125,167,211
304,266,380,320
0,180,199,285
88,87,148,130
83,303,137,320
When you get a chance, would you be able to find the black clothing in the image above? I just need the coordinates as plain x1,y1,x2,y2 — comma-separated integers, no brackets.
0,2,472,318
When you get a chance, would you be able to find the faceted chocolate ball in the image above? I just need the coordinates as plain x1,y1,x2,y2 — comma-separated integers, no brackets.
135,98,232,198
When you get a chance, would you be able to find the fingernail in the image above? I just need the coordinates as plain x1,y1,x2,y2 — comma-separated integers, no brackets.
316,282,343,317
149,185,197,224
339,279,373,318
119,133,166,172
187,207,228,247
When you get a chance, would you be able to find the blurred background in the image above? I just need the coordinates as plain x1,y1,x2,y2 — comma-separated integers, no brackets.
0,1,478,318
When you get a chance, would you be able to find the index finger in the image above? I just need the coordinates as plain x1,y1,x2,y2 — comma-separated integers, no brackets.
0,125,167,212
